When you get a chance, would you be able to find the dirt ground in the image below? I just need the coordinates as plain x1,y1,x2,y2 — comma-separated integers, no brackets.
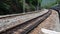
28,10,59,34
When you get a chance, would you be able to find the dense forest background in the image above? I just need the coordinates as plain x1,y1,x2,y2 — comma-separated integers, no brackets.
0,0,60,15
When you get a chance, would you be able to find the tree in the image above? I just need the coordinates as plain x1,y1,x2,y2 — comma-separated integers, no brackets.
57,0,60,4
0,0,42,15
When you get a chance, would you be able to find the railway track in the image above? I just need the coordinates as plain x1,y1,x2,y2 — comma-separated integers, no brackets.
0,9,52,34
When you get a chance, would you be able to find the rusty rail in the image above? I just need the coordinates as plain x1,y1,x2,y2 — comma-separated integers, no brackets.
0,10,42,19
0,9,45,19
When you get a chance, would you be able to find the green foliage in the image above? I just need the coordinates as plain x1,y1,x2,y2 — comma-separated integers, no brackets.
57,0,60,4
0,0,42,15
2,0,58,15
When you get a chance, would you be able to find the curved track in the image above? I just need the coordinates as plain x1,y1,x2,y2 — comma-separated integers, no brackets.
0,10,52,34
